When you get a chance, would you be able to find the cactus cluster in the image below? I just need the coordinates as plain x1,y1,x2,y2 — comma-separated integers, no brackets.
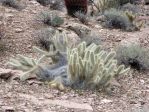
8,32,129,90
92,0,119,13
67,42,129,89
8,31,68,81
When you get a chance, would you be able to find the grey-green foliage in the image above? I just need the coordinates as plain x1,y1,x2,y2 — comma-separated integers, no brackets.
37,11,64,27
35,27,56,51
0,0,24,10
67,42,129,89
116,44,149,71
103,8,141,31
36,0,51,6
120,3,140,14
75,11,89,24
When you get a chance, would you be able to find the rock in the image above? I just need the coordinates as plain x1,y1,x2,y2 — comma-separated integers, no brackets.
66,23,91,38
1,106,15,112
0,68,23,80
15,28,24,33
100,99,113,104
0,68,13,80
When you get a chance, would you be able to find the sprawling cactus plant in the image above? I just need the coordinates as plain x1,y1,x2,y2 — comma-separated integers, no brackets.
67,42,129,89
8,31,68,81
8,31,129,90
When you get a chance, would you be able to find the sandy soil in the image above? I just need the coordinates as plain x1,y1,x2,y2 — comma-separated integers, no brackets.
0,0,149,112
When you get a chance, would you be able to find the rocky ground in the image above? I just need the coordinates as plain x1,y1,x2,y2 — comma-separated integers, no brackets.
0,0,149,112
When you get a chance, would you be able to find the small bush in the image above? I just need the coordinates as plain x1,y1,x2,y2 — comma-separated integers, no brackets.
118,0,143,5
49,0,64,10
37,11,64,27
35,28,56,51
103,8,141,31
36,0,51,6
75,11,89,24
116,44,149,71
0,0,24,10
120,3,140,14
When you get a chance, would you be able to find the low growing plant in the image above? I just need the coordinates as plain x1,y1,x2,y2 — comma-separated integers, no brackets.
36,0,51,6
116,44,149,71
0,0,24,10
34,28,56,51
37,11,64,27
75,11,89,24
103,8,143,31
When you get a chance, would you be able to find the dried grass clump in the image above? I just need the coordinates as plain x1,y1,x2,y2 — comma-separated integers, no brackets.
49,0,64,10
34,28,56,51
36,11,64,27
116,44,149,71
0,0,24,10
75,11,89,24
103,8,142,31
36,0,51,6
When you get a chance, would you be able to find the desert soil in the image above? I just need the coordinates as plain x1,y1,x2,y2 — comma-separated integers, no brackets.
0,0,149,112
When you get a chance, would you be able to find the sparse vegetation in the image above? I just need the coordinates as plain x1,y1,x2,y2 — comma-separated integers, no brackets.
49,0,64,10
0,0,149,110
75,11,89,24
0,0,24,10
103,8,142,31
120,3,140,14
37,11,64,27
34,28,56,51
116,44,149,71
36,0,51,6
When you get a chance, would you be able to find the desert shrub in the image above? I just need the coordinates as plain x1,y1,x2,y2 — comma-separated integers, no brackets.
36,0,51,6
103,8,141,31
78,31,102,46
118,0,143,5
36,0,64,10
75,11,89,24
120,3,140,14
116,44,149,71
0,0,24,10
49,0,64,10
34,28,56,51
36,11,64,27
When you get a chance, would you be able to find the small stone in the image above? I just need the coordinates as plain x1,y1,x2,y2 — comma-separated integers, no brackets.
15,28,24,33
100,99,113,104
2,106,15,112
